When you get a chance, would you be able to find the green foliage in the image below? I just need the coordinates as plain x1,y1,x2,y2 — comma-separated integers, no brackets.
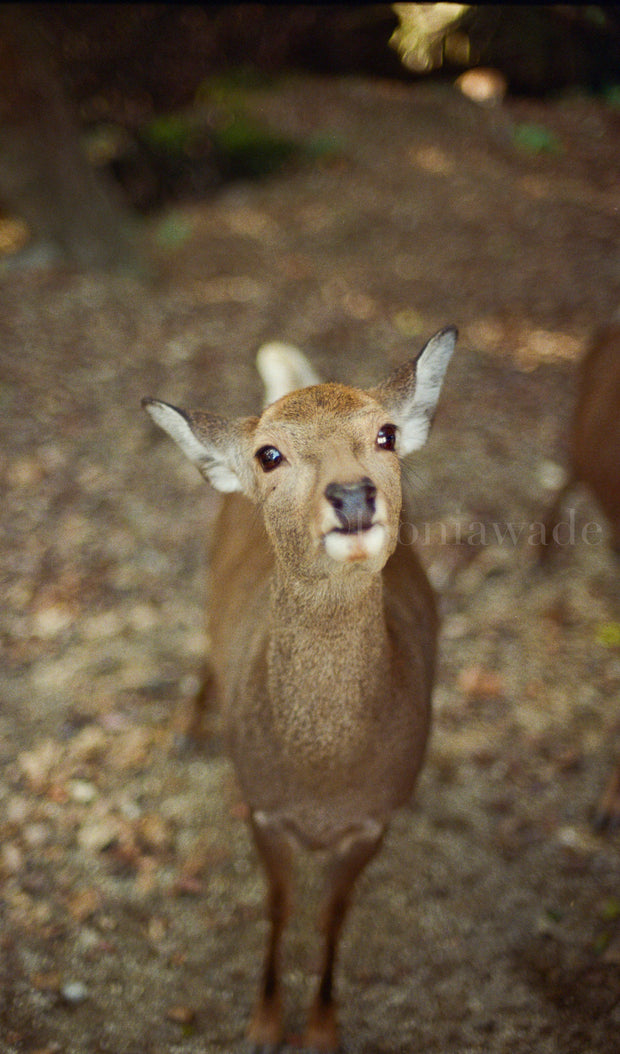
155,213,192,249
301,132,347,161
142,113,197,154
512,122,562,155
595,621,620,647
211,114,298,178
196,68,275,106
599,897,620,922
603,84,620,108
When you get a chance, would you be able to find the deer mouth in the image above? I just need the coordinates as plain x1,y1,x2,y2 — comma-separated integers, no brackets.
323,522,387,563
332,518,374,535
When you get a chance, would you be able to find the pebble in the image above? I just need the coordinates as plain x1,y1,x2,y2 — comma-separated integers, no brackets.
18,740,60,788
455,67,507,106
23,822,51,848
6,795,30,824
77,817,120,853
61,981,88,1005
555,824,600,855
7,456,45,487
69,779,98,804
137,813,172,853
80,611,123,640
166,1004,195,1025
31,604,74,639
458,664,505,700
68,725,108,763
1,842,24,874
537,459,568,490
441,614,470,641
127,603,159,631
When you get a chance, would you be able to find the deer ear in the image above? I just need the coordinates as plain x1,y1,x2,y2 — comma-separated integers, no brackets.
256,341,322,407
142,398,256,494
371,326,456,456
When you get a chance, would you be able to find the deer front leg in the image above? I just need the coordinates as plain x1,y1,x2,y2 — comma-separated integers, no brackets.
247,812,294,1051
305,822,384,1052
172,662,216,753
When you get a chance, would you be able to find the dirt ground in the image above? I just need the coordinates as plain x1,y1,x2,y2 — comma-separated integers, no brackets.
1,74,619,1054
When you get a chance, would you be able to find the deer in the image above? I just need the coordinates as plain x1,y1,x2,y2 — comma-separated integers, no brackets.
142,325,457,1051
540,318,620,830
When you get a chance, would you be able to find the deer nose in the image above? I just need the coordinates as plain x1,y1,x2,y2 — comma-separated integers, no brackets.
325,478,377,533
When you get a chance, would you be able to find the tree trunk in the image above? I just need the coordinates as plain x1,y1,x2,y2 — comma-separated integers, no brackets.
0,4,139,271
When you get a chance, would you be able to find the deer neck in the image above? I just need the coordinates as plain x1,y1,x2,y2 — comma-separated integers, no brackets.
266,566,390,762
271,561,386,638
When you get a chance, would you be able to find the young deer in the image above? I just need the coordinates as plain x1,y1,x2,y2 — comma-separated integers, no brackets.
541,319,620,829
142,326,457,1050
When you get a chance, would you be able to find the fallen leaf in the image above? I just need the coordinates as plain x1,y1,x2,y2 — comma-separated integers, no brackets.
166,1005,196,1025
457,665,505,700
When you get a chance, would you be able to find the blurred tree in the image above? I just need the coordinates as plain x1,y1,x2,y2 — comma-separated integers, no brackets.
0,5,139,271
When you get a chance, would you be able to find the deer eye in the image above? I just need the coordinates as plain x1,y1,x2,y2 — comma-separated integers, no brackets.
256,445,283,472
376,424,397,451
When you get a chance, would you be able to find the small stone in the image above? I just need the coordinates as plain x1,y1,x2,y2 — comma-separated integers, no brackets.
6,795,29,825
555,824,600,855
23,822,51,848
69,725,107,763
137,814,172,853
537,459,568,490
61,980,88,1005
108,726,153,769
147,916,168,942
166,1004,195,1025
458,665,505,700
441,614,470,641
66,887,101,922
31,971,62,992
7,456,45,487
77,818,120,853
81,610,123,640
127,603,159,631
455,67,507,106
1,842,24,874
31,604,74,639
18,740,60,789
69,779,98,804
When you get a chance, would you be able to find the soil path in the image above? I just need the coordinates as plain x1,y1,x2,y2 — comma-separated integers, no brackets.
1,75,619,1053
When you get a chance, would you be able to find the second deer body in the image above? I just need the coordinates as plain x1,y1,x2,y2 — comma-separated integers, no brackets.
143,327,456,1050
541,320,620,829
542,319,620,557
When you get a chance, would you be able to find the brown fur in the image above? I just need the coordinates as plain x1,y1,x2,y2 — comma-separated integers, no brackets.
541,320,620,831
207,391,437,1049
572,322,620,546
542,321,620,557
209,490,437,851
142,328,456,1050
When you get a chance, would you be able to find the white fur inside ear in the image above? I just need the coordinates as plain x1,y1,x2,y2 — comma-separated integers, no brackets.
144,400,207,462
256,342,322,406
199,462,243,493
397,413,433,454
399,327,456,455
143,399,242,493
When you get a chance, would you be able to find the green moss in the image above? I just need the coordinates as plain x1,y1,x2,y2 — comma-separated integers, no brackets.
212,114,299,178
512,122,562,155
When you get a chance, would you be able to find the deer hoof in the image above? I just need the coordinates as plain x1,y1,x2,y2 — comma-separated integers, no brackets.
246,997,284,1052
303,1002,340,1052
